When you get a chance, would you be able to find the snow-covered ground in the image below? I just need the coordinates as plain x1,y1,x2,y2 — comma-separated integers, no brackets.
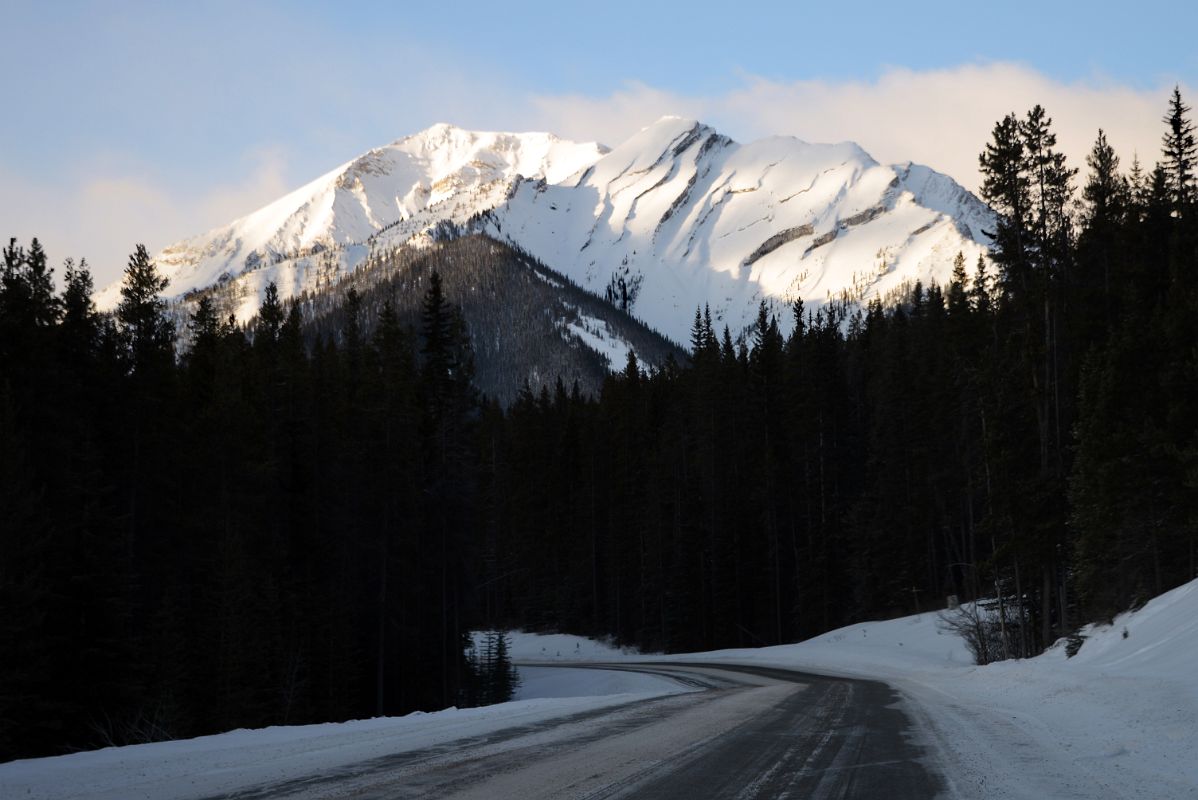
652,580,1198,798
1,632,682,800
0,674,685,800
0,632,690,800
493,584,1198,797
474,629,688,700
503,629,641,662
7,582,1196,798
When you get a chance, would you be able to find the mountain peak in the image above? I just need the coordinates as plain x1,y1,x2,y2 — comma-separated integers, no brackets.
94,125,607,313
647,114,701,128
397,122,583,149
488,123,993,341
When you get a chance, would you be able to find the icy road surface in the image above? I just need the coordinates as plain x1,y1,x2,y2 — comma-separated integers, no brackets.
11,582,1198,799
203,663,940,799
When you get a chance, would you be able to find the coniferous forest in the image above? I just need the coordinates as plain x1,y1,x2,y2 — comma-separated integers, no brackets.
2,93,1196,762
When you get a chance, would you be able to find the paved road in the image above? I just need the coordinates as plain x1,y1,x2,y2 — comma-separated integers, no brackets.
212,663,943,799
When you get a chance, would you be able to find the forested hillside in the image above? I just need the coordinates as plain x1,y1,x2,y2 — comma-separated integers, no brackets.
291,235,685,404
178,235,684,405
1,91,1195,763
478,93,1197,654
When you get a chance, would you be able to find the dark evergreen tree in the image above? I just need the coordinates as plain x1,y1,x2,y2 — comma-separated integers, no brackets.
256,281,285,344
1162,86,1197,212
116,244,173,373
1077,129,1127,330
980,113,1032,301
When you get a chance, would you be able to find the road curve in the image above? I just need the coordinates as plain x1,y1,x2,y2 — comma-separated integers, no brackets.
607,663,942,799
211,662,943,800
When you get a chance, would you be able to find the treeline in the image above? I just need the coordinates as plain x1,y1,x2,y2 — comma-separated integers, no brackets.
0,245,489,760
477,92,1198,656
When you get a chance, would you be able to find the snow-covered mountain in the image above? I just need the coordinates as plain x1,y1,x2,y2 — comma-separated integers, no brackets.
488,117,993,341
93,124,606,314
96,118,993,345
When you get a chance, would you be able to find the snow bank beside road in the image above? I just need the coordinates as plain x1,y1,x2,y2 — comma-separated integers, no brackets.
482,583,1198,797
0,692,676,800
4,631,675,800
660,579,1198,798
656,606,973,678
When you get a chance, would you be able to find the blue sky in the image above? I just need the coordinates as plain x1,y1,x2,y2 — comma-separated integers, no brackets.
3,0,1197,285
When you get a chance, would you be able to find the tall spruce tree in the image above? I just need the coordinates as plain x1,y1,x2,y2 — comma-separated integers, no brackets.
1162,86,1197,213
116,244,173,373
980,113,1032,301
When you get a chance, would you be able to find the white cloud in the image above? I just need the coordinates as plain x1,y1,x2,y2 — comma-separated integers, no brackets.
527,82,707,147
0,151,290,289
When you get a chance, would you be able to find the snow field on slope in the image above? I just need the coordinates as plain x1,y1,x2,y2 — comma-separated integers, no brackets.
492,117,992,343
563,312,635,371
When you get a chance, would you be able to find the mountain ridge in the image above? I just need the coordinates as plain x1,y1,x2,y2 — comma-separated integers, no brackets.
95,118,994,344
93,123,607,313
483,117,992,342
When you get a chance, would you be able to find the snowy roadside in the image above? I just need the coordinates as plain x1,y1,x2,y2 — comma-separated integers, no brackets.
0,686,686,800
647,579,1198,799
6,582,1195,800
501,581,1198,797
